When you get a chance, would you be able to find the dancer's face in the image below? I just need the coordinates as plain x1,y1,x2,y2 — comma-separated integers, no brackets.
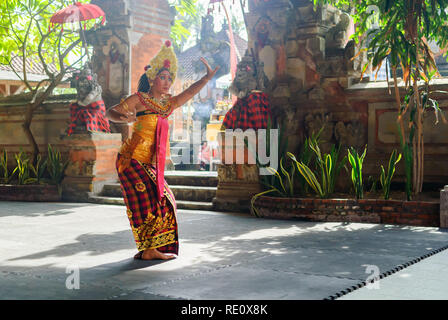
152,70,173,95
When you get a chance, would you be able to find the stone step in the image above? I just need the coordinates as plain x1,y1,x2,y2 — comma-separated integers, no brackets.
165,171,218,187
169,185,217,202
176,200,214,211
101,184,123,197
88,195,214,211
101,183,217,201
102,171,218,191
89,195,124,205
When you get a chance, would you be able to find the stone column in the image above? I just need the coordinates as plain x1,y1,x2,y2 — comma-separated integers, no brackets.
61,132,122,202
89,0,132,143
441,185,448,229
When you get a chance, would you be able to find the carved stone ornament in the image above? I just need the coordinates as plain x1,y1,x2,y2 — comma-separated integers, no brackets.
228,50,270,99
72,64,103,107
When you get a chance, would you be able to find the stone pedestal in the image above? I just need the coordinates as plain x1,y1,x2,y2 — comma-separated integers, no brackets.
213,131,262,213
441,185,448,229
61,132,122,202
214,164,262,213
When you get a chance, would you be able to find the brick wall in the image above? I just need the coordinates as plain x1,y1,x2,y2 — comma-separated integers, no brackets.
129,0,172,92
253,196,440,227
0,97,73,167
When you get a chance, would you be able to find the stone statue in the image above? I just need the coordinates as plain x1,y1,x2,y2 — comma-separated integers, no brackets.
228,50,269,99
326,11,351,49
222,51,271,130
74,65,103,106
196,15,228,79
67,64,111,136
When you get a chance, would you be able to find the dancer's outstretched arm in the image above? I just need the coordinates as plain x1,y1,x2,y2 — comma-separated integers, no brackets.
171,57,219,110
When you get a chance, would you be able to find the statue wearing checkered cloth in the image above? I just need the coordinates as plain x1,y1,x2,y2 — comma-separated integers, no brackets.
222,51,271,130
67,65,111,136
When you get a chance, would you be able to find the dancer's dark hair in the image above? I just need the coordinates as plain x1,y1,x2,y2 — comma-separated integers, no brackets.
138,73,150,93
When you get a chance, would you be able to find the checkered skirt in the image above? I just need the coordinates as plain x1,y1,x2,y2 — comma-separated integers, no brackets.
222,92,271,130
116,154,178,254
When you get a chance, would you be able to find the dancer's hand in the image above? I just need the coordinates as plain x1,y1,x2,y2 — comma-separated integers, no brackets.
200,57,219,81
118,110,137,123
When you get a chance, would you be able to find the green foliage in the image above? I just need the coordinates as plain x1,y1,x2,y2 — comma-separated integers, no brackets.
0,0,89,75
0,149,12,184
249,118,294,217
296,128,323,194
288,152,324,198
168,0,199,51
248,117,290,195
46,144,69,194
347,146,367,199
288,141,347,199
367,175,378,193
312,0,448,78
29,154,47,184
398,122,413,201
11,150,35,185
380,149,402,200
1,144,67,189
314,0,448,195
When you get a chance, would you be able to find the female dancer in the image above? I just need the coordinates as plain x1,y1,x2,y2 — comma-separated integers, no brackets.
107,41,218,260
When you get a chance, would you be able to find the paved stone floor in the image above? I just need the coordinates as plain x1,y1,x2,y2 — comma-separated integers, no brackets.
0,201,448,300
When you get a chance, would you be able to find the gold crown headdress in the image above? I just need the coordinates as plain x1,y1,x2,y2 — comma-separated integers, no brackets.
145,40,178,82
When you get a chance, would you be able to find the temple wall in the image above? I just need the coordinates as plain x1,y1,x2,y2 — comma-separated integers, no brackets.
0,97,73,168
0,0,173,166
245,0,448,186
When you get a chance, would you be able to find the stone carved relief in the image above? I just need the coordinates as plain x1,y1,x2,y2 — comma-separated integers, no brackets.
107,41,127,95
244,165,261,182
325,11,351,49
334,121,366,149
254,16,273,50
228,50,270,99
284,108,300,133
195,15,229,79
218,164,236,183
217,164,260,183
304,113,333,139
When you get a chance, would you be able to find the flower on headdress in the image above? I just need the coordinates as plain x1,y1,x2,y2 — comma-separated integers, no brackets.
86,75,93,81
163,59,171,69
144,64,151,71
165,40,171,48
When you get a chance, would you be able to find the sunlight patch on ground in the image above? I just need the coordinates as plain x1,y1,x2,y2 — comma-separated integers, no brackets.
398,273,412,278
302,223,378,232
220,226,305,241
260,248,288,255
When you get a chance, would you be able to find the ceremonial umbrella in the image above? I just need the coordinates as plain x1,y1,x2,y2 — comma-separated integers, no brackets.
50,1,106,61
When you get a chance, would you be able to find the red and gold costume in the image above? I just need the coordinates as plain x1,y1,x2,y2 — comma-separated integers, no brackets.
116,41,179,255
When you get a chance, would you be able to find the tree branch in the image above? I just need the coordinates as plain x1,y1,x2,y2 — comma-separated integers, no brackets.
60,38,83,71
35,21,54,80
8,56,33,92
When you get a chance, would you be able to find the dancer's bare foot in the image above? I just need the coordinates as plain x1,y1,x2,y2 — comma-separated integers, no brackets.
134,249,176,260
